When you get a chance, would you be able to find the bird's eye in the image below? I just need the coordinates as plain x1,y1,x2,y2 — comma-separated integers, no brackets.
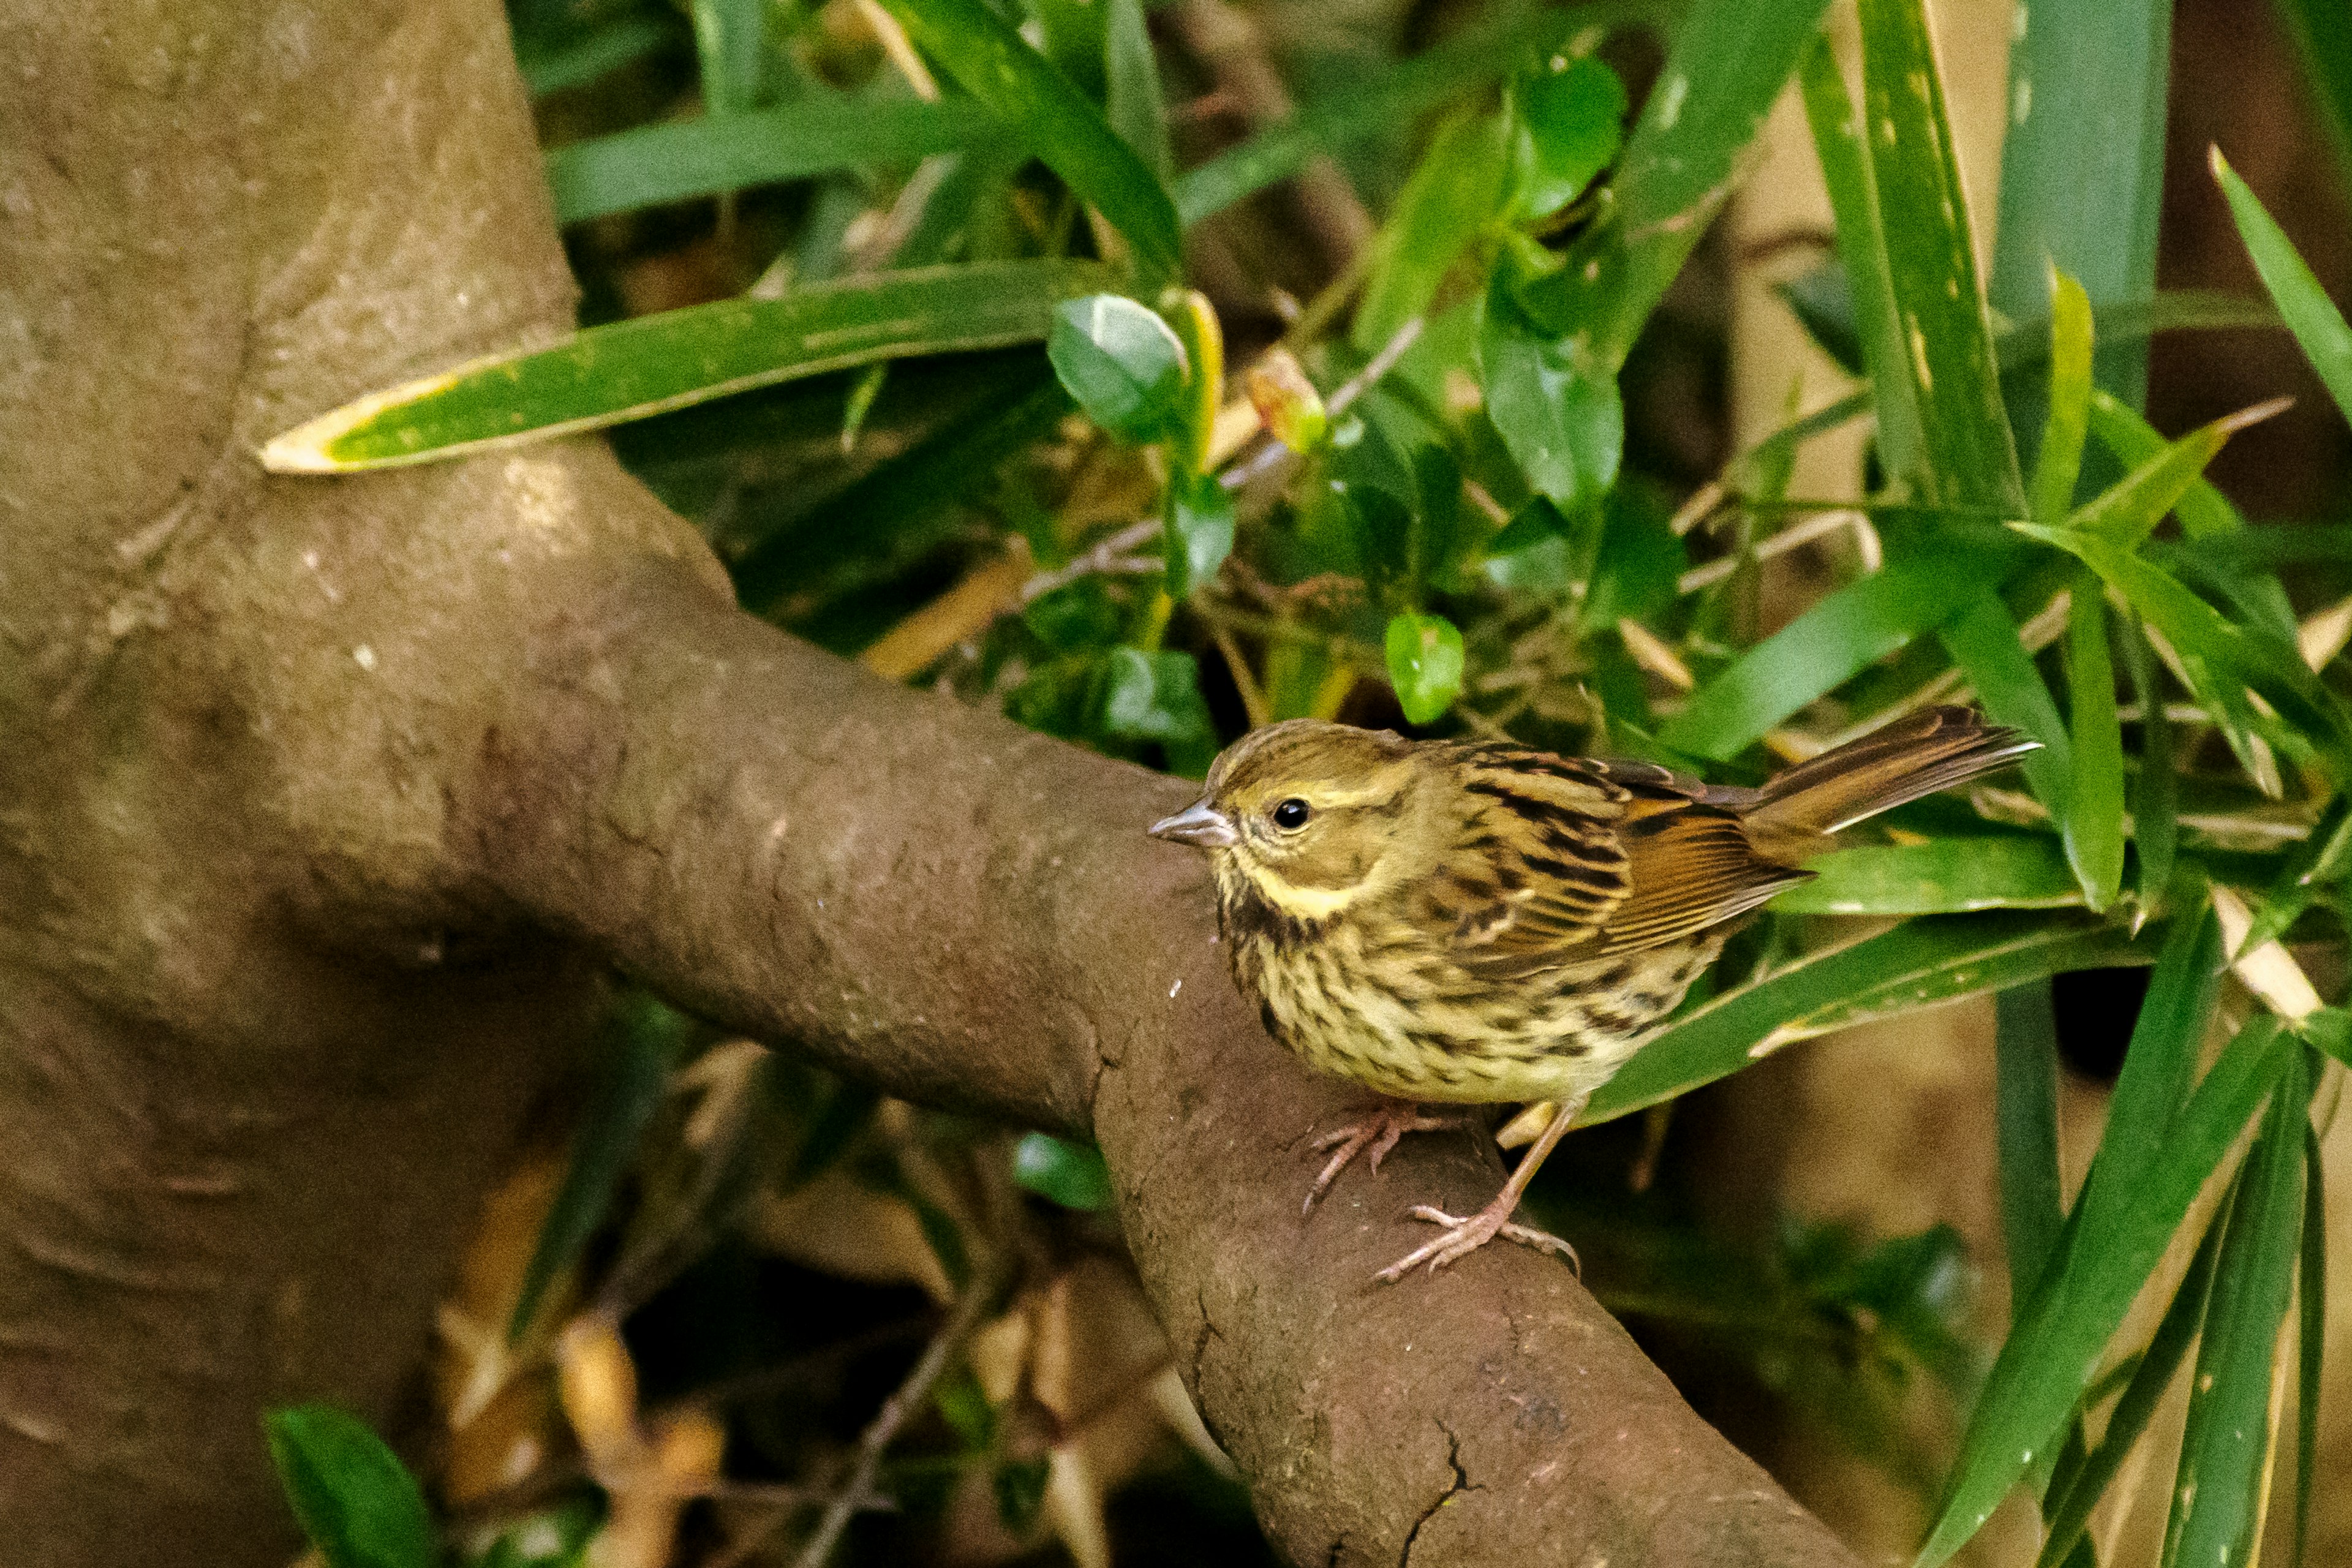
1272,798,1311,830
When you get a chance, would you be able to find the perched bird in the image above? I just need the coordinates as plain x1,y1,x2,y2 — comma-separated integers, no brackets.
1147,705,2036,1282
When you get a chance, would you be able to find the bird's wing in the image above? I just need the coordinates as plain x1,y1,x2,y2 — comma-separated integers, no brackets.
1430,750,1806,976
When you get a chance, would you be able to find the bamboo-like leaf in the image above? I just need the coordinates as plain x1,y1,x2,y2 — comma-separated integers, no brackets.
1995,981,2066,1314
2120,612,2178,907
1770,837,2080,916
1853,0,2024,513
2214,148,2352,428
2070,399,2288,551
690,0,766,117
884,0,1180,278
2062,583,2126,911
2296,1112,2328,1568
260,260,1109,472
2031,270,2096,526
1589,911,2154,1124
1104,0,1171,183
2035,1208,2230,1568
1357,111,1513,351
546,97,997,224
518,15,677,100
2241,797,2352,956
2275,0,2352,184
1937,590,2072,815
2162,1044,2309,1568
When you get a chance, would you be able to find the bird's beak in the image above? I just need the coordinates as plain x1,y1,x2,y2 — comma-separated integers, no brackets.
1148,800,1238,848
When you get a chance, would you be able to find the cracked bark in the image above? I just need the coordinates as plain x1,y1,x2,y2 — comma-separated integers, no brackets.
0,1,1867,1565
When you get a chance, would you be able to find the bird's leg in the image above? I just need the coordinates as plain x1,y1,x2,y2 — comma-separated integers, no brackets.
1374,1093,1584,1284
1302,1099,1463,1213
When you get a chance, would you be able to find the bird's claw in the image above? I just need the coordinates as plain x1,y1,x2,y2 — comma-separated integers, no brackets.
1373,1202,1579,1284
1303,1104,1460,1213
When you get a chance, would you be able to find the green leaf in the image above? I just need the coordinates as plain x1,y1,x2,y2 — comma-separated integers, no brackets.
1995,982,2067,1313
1047,293,1189,443
1163,471,1235,598
689,0,765,116
1011,1132,1114,1210
883,0,1181,278
2069,399,2283,551
1519,0,1835,363
2062,583,2125,911
2031,270,2096,525
2296,1113,2328,1568
1356,111,1512,352
1987,0,2172,412
1478,275,1623,513
1769,837,2081,916
2120,612,2178,907
2036,1208,2230,1568
1660,544,1971,760
1098,647,1217,776
2214,149,2352,429
262,260,1108,472
1853,0,2024,513
1936,590,2072,815
264,1405,440,1568
1384,612,1465,725
510,994,691,1343
1589,911,2155,1124
2276,0,2352,186
545,97,997,224
1103,0,1171,183
517,15,677,100
1919,913,2285,1567
1508,53,1627,222
2163,1046,2309,1568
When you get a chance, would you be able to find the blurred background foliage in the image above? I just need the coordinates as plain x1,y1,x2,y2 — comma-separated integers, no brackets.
264,0,2352,1562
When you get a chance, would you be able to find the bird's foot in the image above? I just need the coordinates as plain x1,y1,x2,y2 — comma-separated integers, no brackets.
1303,1102,1461,1213
1373,1196,1578,1284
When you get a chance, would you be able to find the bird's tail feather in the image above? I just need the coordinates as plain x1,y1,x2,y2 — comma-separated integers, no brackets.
1744,706,2038,854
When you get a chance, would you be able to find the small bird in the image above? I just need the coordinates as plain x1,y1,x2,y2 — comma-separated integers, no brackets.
1148,705,2036,1282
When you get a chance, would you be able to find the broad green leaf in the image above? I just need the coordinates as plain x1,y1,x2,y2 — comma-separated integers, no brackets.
511,995,693,1341
1660,545,1970,760
2276,0,2352,184
1011,1132,1114,1210
262,260,1107,472
1508,53,1627,222
2036,1209,2230,1568
1919,911,2276,1566
1853,0,2024,513
1937,590,2072,815
1355,111,1513,351
2031,270,2096,525
2062,584,2125,911
1477,276,1623,512
1047,294,1188,443
1770,837,2081,916
884,0,1181,278
2296,1114,2328,1568
1995,982,2067,1313
1588,911,2155,1124
1988,0,2171,412
1385,612,1465,725
1163,472,1235,598
1103,0,1171,183
545,98,997,224
1098,647,1216,777
1520,0,1835,363
1798,36,1926,486
2163,1046,2309,1568
2214,149,2352,428
2014,522,2352,782
2069,399,2284,550
264,1405,439,1568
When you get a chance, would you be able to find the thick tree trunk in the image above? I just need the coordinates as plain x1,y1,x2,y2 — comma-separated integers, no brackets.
0,2,1866,1564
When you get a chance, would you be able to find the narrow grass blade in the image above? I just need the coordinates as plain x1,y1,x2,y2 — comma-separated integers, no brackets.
1770,837,2081,915
2162,1042,2308,1568
1104,0,1171,183
1988,0,2171,411
1920,911,2278,1567
2063,582,2126,911
2296,1111,2327,1567
1660,544,1970,760
2070,398,2288,551
2031,271,2096,525
884,0,1181,278
261,259,1110,472
2120,612,2178,906
690,0,765,117
1356,111,1512,351
1938,589,2072,815
2214,148,2352,428
1854,0,2024,513
1589,911,2156,1124
518,15,678,99
2275,0,2352,184
2036,1207,2230,1568
1800,35,1924,485
1996,981,2067,1315
546,97,997,224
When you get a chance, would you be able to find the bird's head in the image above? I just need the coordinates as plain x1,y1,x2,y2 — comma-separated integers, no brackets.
1148,720,1428,917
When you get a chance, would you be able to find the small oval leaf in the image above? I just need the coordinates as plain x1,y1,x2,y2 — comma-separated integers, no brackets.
1384,612,1465,725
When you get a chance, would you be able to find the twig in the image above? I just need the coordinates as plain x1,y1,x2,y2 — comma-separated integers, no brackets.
788,1254,1011,1568
1675,507,1877,594
1021,519,1164,605
1220,314,1425,492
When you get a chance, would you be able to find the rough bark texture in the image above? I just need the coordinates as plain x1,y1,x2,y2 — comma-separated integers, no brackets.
0,2,1865,1564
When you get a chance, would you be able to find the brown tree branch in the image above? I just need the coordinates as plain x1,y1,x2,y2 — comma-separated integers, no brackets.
0,1,1863,1564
